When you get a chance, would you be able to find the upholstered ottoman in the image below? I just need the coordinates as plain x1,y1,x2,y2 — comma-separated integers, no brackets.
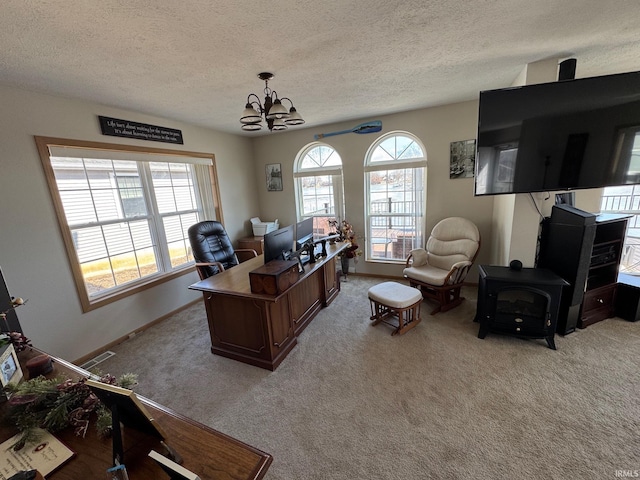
368,281,422,335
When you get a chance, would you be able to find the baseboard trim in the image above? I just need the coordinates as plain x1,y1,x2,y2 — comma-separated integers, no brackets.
72,298,201,366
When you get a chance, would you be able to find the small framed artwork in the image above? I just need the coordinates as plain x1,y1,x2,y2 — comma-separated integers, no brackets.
450,139,476,179
0,343,23,390
266,163,283,191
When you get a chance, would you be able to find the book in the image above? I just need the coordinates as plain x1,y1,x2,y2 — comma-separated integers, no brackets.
84,379,167,439
0,428,75,479
148,450,201,480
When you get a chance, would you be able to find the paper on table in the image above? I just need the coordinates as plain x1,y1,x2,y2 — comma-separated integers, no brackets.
0,428,74,479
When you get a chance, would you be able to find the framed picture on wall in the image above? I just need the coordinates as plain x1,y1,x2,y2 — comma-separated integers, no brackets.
450,139,476,179
266,163,283,191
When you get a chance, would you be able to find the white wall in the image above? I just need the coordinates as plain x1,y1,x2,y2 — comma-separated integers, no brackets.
0,85,257,361
251,100,495,279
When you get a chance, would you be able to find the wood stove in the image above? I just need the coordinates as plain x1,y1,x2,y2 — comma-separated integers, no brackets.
475,265,569,349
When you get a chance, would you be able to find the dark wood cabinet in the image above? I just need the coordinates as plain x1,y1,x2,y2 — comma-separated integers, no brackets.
238,236,264,254
538,205,629,333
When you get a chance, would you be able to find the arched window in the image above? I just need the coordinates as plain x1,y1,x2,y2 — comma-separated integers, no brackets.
294,143,344,235
364,132,427,262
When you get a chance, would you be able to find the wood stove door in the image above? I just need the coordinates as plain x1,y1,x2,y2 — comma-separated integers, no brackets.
491,286,552,337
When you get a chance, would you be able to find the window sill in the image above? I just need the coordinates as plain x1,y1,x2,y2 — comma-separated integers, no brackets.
80,266,196,312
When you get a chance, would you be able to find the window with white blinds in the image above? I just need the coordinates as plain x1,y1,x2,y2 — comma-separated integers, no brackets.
36,137,221,311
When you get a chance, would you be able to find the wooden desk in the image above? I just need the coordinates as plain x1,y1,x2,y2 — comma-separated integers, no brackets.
1,351,272,480
190,242,347,370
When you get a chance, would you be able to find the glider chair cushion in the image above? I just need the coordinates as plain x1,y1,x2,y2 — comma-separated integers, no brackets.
188,221,257,280
403,217,480,314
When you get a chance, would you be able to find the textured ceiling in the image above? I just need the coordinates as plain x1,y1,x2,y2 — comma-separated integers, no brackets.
1,1,639,136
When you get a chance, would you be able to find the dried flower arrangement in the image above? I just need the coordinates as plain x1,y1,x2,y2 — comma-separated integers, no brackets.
328,219,362,260
4,372,138,449
0,296,32,353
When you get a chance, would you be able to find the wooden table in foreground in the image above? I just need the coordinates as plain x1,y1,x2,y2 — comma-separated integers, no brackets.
1,350,272,480
190,241,348,371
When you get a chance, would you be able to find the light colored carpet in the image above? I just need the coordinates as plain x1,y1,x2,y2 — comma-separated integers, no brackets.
99,276,640,480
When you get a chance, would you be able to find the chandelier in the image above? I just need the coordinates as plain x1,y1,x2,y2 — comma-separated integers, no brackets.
240,72,305,132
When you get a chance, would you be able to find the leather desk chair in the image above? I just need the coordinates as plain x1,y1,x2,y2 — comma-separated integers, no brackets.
188,221,257,280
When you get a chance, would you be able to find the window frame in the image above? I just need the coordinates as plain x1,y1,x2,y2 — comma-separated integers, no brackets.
293,142,345,234
364,131,427,264
35,136,222,312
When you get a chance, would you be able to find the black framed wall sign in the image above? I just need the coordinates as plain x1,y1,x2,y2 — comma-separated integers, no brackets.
99,116,184,144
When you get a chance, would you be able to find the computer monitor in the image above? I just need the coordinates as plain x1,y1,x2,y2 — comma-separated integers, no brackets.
295,217,314,250
263,225,294,264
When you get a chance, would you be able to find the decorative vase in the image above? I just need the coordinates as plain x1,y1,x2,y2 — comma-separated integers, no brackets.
341,255,350,279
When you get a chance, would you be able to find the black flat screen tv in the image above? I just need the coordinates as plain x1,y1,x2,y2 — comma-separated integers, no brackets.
263,225,294,264
474,70,640,196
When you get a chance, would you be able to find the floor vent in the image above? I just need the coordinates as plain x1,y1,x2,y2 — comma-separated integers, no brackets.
80,350,116,371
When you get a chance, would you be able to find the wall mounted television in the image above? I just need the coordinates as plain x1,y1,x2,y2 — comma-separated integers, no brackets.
474,70,640,196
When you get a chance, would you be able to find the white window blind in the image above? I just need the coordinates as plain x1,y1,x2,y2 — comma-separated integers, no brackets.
38,137,220,311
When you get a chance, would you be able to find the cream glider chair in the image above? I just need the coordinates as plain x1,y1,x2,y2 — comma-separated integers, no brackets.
403,217,480,315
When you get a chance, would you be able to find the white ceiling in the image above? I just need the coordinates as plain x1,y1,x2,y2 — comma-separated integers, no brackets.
1,1,639,136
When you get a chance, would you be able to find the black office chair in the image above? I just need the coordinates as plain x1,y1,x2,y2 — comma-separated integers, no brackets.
188,221,257,280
